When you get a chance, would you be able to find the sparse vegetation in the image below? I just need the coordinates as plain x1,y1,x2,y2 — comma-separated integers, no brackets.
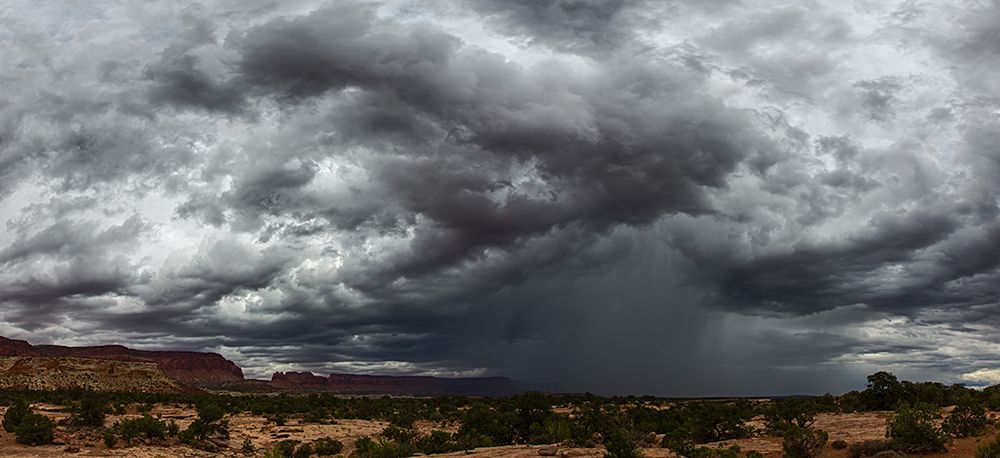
885,402,950,453
0,370,993,456
764,398,818,435
977,434,1000,458
781,425,828,458
2,398,30,432
115,414,168,443
14,413,54,445
178,401,229,451
104,431,118,448
70,394,107,427
312,437,344,455
847,439,893,458
943,398,988,437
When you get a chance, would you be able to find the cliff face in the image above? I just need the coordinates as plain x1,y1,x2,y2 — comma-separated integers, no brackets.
0,337,244,387
0,356,189,393
271,371,520,396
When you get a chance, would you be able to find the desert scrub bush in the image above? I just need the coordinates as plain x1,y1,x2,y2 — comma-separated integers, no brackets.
684,401,755,443
603,427,641,458
104,431,117,448
943,399,988,437
871,452,904,458
830,439,848,449
687,445,741,458
240,438,256,455
381,424,418,443
763,399,818,435
745,451,764,458
782,425,828,458
70,394,107,427
2,398,30,432
266,412,288,425
864,372,905,411
265,440,299,458
293,442,313,458
977,435,1000,458
312,437,344,456
115,414,167,443
415,430,461,454
351,435,417,458
14,413,55,445
181,402,229,443
886,402,949,453
458,402,515,446
846,439,893,458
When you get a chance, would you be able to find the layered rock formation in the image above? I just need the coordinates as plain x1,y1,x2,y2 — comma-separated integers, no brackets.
0,337,545,395
0,337,243,387
271,371,520,396
0,356,188,393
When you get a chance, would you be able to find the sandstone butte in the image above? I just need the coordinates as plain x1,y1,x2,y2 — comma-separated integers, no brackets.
0,336,243,388
0,355,190,394
0,336,532,396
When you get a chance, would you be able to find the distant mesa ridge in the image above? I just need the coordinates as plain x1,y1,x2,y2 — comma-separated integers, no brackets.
0,337,548,395
270,371,521,396
0,336,243,388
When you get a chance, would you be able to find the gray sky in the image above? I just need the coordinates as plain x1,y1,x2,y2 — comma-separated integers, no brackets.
1,0,999,396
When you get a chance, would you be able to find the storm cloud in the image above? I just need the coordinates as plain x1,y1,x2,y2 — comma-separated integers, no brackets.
1,0,1000,395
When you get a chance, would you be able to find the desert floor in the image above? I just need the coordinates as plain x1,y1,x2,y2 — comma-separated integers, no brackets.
0,404,995,457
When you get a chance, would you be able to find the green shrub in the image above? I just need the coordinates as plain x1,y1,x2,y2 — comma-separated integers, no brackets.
265,440,299,458
745,451,764,458
872,452,904,458
603,427,641,458
241,438,256,456
782,425,828,458
886,403,949,453
864,372,904,411
381,425,417,443
684,401,755,443
847,439,893,458
415,431,459,454
104,431,118,448
14,413,54,445
977,435,1000,458
71,395,107,427
2,399,30,432
764,399,818,435
115,414,167,442
293,442,313,458
688,445,740,457
181,402,229,443
943,400,988,437
351,435,416,458
312,437,344,455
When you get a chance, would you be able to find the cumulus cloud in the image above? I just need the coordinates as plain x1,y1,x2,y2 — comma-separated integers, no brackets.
0,0,999,395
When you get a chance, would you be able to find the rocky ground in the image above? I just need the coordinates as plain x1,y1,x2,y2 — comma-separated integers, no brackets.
0,404,996,457
0,357,187,394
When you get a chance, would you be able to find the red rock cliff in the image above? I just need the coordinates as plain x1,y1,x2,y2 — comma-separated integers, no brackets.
0,337,244,387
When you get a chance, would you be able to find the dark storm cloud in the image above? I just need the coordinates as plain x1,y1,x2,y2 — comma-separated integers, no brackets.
231,3,768,289
467,0,635,53
671,209,960,314
145,19,246,114
2,0,1000,394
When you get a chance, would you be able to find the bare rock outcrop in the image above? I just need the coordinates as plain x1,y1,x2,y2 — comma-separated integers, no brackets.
0,337,243,388
0,356,189,393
